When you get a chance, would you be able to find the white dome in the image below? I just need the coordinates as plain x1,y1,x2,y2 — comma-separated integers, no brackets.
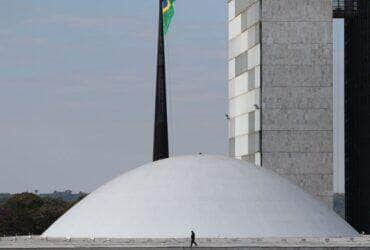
43,155,357,238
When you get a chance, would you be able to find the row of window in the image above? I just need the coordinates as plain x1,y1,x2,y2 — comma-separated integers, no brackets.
229,132,260,158
229,88,260,118
228,0,261,164
229,24,260,60
229,45,260,80
229,67,260,99
229,0,260,40
229,110,259,138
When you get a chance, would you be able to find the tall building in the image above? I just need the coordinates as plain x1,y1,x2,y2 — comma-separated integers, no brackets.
333,0,370,233
345,0,370,234
3,2,370,249
228,0,333,206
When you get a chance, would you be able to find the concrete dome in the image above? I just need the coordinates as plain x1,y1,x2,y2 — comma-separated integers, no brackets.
43,155,357,238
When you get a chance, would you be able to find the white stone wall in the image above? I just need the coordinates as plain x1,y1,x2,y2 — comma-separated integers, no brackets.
228,0,333,206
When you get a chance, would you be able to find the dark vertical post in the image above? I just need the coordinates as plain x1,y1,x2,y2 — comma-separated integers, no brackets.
153,0,169,161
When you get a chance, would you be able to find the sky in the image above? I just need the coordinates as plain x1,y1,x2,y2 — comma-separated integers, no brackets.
0,1,227,193
0,1,343,193
333,19,345,193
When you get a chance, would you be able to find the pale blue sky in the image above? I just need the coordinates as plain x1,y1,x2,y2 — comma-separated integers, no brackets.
0,1,227,192
0,2,343,193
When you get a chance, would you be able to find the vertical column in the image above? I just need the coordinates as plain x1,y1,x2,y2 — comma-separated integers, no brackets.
153,0,169,162
228,0,262,165
260,0,333,205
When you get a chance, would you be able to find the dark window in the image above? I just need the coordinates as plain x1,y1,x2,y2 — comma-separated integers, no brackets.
248,68,256,90
235,51,248,76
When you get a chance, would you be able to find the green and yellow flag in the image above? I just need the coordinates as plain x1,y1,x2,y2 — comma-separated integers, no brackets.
162,0,176,34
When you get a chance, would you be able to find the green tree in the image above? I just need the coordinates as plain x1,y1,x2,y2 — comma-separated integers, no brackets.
0,193,77,236
0,206,16,236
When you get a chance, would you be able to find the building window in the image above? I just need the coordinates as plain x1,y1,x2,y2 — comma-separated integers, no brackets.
248,68,256,90
235,51,248,76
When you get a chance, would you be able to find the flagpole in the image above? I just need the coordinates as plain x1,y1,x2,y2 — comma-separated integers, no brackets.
153,0,169,162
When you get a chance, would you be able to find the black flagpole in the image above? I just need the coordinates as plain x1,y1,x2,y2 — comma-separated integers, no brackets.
153,0,169,161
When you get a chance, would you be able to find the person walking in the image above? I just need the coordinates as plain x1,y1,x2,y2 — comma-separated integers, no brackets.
190,230,198,247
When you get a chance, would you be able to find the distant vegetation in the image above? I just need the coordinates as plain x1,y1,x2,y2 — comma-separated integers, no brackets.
0,190,86,205
0,191,87,236
0,194,11,205
38,190,87,202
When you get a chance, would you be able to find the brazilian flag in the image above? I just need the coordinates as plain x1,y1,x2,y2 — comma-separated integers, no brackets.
162,0,176,34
